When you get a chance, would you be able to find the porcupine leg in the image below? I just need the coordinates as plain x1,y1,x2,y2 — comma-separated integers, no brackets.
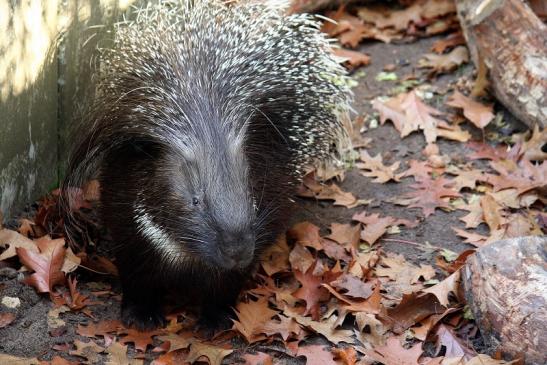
117,249,167,331
120,279,167,331
196,273,245,336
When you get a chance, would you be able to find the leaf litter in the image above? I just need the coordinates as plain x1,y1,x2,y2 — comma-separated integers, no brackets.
1,1,545,364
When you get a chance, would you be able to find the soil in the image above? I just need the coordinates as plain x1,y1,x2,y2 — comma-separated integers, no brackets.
0,35,526,364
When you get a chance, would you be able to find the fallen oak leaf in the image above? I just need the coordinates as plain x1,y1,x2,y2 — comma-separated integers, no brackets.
333,48,371,69
411,307,460,341
330,273,374,299
119,327,165,352
157,332,193,352
289,243,315,274
0,228,38,261
385,292,445,334
434,324,476,360
364,336,423,365
423,269,462,307
521,124,547,161
260,235,290,276
287,222,323,251
232,296,279,343
431,31,466,54
357,150,403,183
374,91,455,144
418,46,469,75
326,223,361,250
260,314,302,341
293,265,331,320
322,280,384,314
296,344,337,365
452,228,489,247
70,339,105,364
17,237,66,293
395,175,460,217
286,309,355,344
77,320,123,338
105,341,143,365
446,91,494,129
186,341,233,365
297,174,366,208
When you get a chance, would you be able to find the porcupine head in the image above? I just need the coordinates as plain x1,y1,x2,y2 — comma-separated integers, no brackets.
62,0,351,329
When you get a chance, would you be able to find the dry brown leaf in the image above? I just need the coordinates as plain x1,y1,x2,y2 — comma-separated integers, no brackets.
105,341,143,365
260,236,290,276
431,32,466,54
354,312,389,346
376,252,436,293
521,125,547,161
423,270,462,306
287,222,323,251
333,48,371,69
357,150,402,183
326,223,361,250
323,281,384,314
0,228,38,261
386,292,445,334
186,342,233,365
419,46,469,75
411,307,460,341
374,91,455,144
287,310,355,344
77,320,123,338
232,296,279,343
157,333,193,352
452,228,489,247
395,176,460,217
260,315,302,341
297,175,364,208
296,345,337,365
331,273,374,299
70,339,105,364
119,327,164,352
17,237,66,294
446,91,494,129
480,194,506,232
434,324,476,360
293,265,331,320
364,336,423,365
289,244,315,274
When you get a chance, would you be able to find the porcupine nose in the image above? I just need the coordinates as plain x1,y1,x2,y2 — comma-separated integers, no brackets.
219,231,255,269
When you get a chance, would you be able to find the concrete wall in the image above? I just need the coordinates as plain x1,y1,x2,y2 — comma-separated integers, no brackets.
0,0,137,220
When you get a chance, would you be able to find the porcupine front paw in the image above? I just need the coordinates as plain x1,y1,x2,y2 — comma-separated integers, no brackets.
121,301,167,331
195,307,234,338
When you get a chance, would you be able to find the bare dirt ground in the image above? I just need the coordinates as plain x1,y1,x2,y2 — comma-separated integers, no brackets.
0,34,530,364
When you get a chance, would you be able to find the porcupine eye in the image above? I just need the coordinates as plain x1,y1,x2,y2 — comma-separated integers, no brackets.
192,197,200,206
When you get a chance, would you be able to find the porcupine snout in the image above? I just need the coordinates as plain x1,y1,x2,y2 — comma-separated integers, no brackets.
217,230,255,269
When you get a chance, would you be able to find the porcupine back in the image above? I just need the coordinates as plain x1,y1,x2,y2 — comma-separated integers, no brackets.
63,0,351,200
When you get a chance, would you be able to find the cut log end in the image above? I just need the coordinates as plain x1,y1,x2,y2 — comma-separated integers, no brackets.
463,236,547,365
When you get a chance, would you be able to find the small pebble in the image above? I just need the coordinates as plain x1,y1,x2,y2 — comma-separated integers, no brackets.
1,296,21,308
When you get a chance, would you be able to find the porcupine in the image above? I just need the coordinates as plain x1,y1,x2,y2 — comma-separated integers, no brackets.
62,0,351,331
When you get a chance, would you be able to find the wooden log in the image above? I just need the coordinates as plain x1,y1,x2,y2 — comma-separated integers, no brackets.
456,0,547,129
462,236,547,365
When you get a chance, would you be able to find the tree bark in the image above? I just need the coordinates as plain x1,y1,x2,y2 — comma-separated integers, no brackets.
462,236,547,365
456,0,547,129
